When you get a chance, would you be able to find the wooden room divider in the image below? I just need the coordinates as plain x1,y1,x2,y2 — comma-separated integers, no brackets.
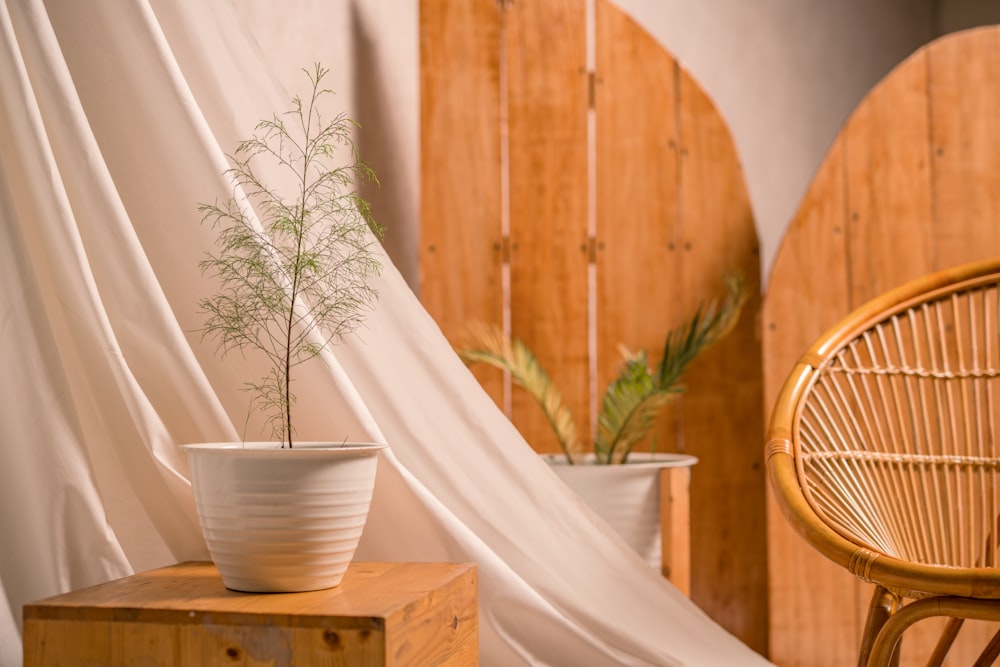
764,26,1000,667
420,0,766,654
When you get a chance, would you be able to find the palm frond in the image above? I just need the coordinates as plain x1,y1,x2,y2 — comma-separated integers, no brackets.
456,272,747,465
459,323,581,461
656,271,747,391
595,349,680,464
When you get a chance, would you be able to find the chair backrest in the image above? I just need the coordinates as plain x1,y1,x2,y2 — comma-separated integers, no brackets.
768,257,1000,599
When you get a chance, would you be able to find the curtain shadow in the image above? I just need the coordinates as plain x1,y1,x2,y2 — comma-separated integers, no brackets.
349,1,419,293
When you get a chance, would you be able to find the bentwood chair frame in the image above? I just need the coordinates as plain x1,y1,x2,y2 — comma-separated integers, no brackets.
766,258,1000,667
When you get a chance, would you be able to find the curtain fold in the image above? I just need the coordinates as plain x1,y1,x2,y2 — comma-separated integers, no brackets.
0,1,773,665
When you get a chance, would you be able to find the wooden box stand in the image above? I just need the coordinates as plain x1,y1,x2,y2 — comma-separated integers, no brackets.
24,561,478,666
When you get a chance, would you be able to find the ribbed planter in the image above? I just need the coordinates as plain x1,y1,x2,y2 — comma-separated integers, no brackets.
181,442,385,593
543,452,697,569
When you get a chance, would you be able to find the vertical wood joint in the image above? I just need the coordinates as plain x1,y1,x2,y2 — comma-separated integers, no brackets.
588,71,598,110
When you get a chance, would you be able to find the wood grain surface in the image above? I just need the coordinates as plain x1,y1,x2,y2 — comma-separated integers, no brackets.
24,561,478,667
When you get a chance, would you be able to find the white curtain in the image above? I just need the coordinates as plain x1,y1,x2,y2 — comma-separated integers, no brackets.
0,1,773,665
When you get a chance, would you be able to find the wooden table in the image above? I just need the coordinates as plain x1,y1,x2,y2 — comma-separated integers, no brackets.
23,561,478,666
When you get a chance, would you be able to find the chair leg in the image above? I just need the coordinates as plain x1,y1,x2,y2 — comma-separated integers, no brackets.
867,596,1000,667
972,627,1000,667
925,617,963,667
859,586,900,667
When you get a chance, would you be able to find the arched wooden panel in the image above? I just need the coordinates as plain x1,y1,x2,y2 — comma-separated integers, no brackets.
422,0,765,652
764,26,1000,667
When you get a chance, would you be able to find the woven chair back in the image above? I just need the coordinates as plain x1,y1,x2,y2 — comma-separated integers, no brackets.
796,272,1000,571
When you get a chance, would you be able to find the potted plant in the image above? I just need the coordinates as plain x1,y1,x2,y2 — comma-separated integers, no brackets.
181,64,385,593
458,274,745,567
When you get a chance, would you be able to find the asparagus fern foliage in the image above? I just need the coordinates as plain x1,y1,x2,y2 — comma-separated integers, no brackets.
460,273,746,464
198,64,383,448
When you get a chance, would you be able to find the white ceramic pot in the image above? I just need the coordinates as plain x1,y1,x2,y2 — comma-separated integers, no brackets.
542,452,697,569
181,442,385,593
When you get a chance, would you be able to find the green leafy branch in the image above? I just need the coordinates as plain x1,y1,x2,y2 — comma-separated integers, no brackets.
459,273,747,464
198,63,383,448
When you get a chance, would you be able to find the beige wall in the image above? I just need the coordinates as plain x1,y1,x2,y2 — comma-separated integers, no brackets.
234,0,999,291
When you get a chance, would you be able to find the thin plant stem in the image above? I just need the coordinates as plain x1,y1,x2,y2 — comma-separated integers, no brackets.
198,63,383,448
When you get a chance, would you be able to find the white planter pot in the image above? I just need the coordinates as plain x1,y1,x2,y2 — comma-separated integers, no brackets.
543,452,697,569
181,442,385,593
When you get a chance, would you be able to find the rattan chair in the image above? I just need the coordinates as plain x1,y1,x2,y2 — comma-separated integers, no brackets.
766,258,1000,667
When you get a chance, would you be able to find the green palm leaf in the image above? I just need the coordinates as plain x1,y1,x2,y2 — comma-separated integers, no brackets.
657,272,746,390
598,273,747,463
595,350,680,464
459,324,581,461
457,272,746,465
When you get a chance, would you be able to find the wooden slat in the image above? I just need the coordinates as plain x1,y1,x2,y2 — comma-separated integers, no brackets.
674,65,768,655
505,0,589,453
842,49,935,305
593,0,684,478
765,137,856,667
594,0,681,408
419,0,504,403
928,26,1000,269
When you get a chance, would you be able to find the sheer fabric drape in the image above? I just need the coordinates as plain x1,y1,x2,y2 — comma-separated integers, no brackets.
0,1,772,664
